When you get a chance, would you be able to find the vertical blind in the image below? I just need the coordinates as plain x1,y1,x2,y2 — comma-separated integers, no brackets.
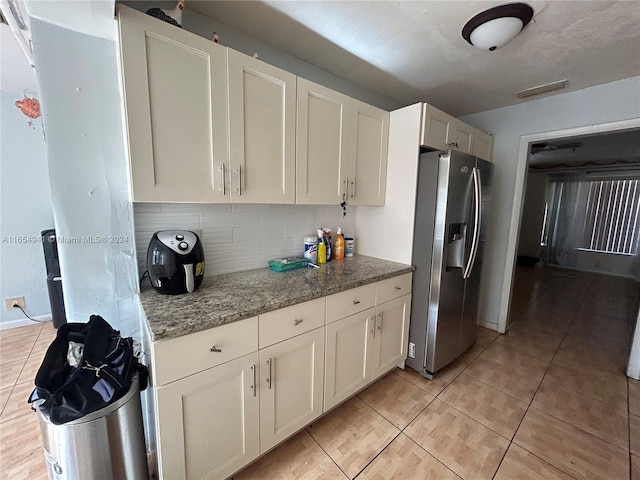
581,179,640,255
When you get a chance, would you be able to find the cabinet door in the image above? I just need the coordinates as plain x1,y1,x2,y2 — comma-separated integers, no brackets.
118,5,229,203
448,120,474,154
421,103,451,151
156,353,259,480
473,129,494,160
372,294,411,380
228,50,296,204
324,308,375,411
347,99,389,206
259,328,325,452
296,78,350,204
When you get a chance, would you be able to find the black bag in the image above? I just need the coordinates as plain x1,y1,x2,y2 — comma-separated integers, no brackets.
28,314,148,425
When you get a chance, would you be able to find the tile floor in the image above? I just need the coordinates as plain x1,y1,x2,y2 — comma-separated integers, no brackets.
0,321,56,479
0,266,638,480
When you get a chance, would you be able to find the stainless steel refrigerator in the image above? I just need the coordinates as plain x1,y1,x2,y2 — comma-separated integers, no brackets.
405,150,493,378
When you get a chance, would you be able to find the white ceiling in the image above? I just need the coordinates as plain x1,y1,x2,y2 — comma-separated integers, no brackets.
186,0,640,116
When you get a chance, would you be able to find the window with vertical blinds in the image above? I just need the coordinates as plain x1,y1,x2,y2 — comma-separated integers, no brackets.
581,179,640,255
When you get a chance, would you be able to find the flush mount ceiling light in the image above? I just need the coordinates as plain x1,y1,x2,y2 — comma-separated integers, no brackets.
462,3,534,51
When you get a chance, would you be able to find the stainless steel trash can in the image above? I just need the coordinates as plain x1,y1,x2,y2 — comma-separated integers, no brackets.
37,375,149,480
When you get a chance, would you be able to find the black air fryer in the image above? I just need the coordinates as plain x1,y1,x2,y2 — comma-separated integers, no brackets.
147,230,205,295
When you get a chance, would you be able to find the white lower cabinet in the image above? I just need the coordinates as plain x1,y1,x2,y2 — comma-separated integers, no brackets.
372,294,412,380
259,327,325,452
324,308,375,411
156,352,259,480
153,273,412,479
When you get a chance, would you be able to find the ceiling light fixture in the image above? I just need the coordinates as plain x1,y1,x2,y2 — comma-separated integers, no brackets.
462,3,534,51
516,79,568,98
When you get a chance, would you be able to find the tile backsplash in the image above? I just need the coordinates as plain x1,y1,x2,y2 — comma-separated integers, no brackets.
133,203,357,277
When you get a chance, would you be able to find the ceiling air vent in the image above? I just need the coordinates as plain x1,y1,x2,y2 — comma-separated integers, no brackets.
516,79,568,99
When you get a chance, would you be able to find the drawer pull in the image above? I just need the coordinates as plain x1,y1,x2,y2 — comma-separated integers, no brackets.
209,346,222,353
294,318,304,326
395,286,402,290
352,300,360,305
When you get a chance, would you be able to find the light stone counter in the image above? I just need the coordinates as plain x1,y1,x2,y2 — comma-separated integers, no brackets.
140,255,413,341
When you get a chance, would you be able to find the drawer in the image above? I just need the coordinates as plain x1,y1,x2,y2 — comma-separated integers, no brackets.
326,283,376,324
376,273,413,304
153,316,258,386
259,298,325,349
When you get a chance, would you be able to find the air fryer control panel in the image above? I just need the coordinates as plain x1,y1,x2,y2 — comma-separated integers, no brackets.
156,230,199,255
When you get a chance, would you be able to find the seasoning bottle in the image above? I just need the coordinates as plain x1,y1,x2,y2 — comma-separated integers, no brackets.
317,229,326,265
334,228,344,261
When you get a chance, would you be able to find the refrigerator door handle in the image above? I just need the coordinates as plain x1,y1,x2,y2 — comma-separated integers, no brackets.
463,167,482,279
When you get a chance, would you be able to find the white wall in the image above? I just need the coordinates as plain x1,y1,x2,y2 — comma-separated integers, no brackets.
517,171,547,259
134,203,357,276
461,76,640,330
0,90,54,328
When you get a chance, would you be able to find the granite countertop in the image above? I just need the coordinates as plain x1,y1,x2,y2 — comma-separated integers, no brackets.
140,255,413,341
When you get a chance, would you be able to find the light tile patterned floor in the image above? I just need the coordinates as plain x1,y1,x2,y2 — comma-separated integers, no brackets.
0,322,56,480
1,267,638,480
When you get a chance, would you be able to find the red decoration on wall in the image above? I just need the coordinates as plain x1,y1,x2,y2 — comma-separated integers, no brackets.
15,96,41,128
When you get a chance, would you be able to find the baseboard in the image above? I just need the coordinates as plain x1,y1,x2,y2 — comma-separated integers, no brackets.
0,314,52,330
478,320,499,332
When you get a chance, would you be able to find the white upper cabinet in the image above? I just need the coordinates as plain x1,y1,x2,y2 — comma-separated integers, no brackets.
118,6,389,205
296,79,389,206
228,50,296,203
347,100,389,206
473,129,494,161
449,120,474,155
421,103,491,160
296,78,350,205
118,5,229,202
421,103,452,151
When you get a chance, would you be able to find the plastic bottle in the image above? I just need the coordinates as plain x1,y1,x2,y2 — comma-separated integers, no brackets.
317,229,326,265
334,228,345,261
322,228,332,262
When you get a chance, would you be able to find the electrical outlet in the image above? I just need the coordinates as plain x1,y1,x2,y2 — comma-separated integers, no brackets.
5,296,26,311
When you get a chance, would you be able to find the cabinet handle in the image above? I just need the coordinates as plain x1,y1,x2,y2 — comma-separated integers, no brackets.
294,318,303,326
447,142,459,148
209,346,222,353
394,286,402,290
350,178,356,199
352,300,360,305
236,164,242,195
343,177,349,199
250,364,256,397
266,358,272,389
377,312,384,331
370,317,376,337
220,163,226,195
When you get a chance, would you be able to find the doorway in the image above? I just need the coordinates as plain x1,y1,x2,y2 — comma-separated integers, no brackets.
499,118,640,334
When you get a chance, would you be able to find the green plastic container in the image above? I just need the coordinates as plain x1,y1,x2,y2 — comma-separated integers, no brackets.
268,257,309,272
